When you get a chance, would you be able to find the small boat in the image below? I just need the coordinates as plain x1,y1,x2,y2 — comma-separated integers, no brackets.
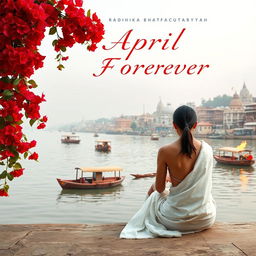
214,147,255,166
151,133,159,140
57,166,125,189
208,134,224,139
94,133,99,137
130,173,156,178
95,140,111,152
61,134,80,144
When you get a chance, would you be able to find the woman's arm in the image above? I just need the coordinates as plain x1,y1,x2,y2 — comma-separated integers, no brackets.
155,147,168,193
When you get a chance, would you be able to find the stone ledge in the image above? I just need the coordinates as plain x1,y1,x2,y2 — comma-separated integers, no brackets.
0,222,255,256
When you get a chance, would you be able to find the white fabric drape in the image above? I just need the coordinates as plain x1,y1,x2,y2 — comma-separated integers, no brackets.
120,141,216,239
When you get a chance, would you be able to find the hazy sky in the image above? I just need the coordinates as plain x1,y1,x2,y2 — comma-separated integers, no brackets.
33,0,256,126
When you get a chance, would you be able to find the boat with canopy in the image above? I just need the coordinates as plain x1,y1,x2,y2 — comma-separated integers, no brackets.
57,166,124,189
61,134,80,144
214,145,255,166
95,140,111,152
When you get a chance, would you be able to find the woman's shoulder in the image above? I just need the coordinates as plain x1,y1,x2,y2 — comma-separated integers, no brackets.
159,140,180,156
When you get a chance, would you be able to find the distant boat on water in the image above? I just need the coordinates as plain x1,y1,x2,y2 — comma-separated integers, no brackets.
208,134,223,139
94,133,99,137
151,134,160,140
61,134,80,144
95,140,111,152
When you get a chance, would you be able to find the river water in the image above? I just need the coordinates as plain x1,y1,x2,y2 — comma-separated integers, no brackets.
1,131,256,224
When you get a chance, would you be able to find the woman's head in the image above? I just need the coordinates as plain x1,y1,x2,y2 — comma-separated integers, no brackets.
173,105,197,158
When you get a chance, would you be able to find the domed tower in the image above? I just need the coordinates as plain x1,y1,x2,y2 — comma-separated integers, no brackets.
239,82,253,105
156,98,165,113
224,92,245,129
229,92,244,110
153,98,172,131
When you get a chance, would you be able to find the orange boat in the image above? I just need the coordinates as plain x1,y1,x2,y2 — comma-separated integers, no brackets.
57,166,125,189
214,147,255,166
130,173,156,178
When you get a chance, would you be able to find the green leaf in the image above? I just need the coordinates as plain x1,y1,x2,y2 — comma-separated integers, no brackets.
23,134,28,141
52,39,58,46
28,80,38,88
0,171,7,179
8,145,16,153
0,77,11,83
57,64,65,71
0,118,5,129
60,46,66,52
3,90,13,99
13,78,21,86
49,27,57,35
47,0,55,5
87,9,91,17
29,119,37,127
9,151,19,164
13,162,22,170
4,184,9,192
0,161,5,165
55,53,61,60
24,152,28,159
5,115,13,122
16,120,23,125
7,173,13,181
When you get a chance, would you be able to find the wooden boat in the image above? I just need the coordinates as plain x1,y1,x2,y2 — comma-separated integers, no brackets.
214,147,255,166
130,173,156,178
95,140,111,152
61,134,80,144
151,134,159,140
57,166,125,189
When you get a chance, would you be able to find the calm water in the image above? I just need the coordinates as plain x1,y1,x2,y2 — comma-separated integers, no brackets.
1,131,256,224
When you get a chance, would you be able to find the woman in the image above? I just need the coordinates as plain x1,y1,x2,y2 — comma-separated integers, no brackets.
120,105,216,238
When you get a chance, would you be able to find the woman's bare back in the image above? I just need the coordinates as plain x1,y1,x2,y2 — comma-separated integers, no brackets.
162,139,202,187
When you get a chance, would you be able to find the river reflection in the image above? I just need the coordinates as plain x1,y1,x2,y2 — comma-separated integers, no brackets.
215,163,255,174
57,185,124,204
216,164,255,191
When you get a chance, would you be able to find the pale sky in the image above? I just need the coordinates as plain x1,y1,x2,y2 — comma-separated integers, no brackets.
32,0,256,126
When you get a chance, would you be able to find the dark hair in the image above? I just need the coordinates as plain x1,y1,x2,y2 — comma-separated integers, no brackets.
173,105,197,158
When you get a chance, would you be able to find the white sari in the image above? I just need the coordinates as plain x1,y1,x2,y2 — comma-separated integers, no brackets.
120,141,216,239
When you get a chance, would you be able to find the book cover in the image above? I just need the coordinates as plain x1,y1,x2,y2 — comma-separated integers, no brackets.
1,0,255,249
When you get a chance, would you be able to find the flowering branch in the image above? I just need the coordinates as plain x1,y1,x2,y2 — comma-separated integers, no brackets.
0,0,105,196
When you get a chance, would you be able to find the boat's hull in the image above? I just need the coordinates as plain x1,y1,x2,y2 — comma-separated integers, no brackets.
95,148,111,153
61,139,80,144
131,173,156,178
57,176,125,189
214,155,255,166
